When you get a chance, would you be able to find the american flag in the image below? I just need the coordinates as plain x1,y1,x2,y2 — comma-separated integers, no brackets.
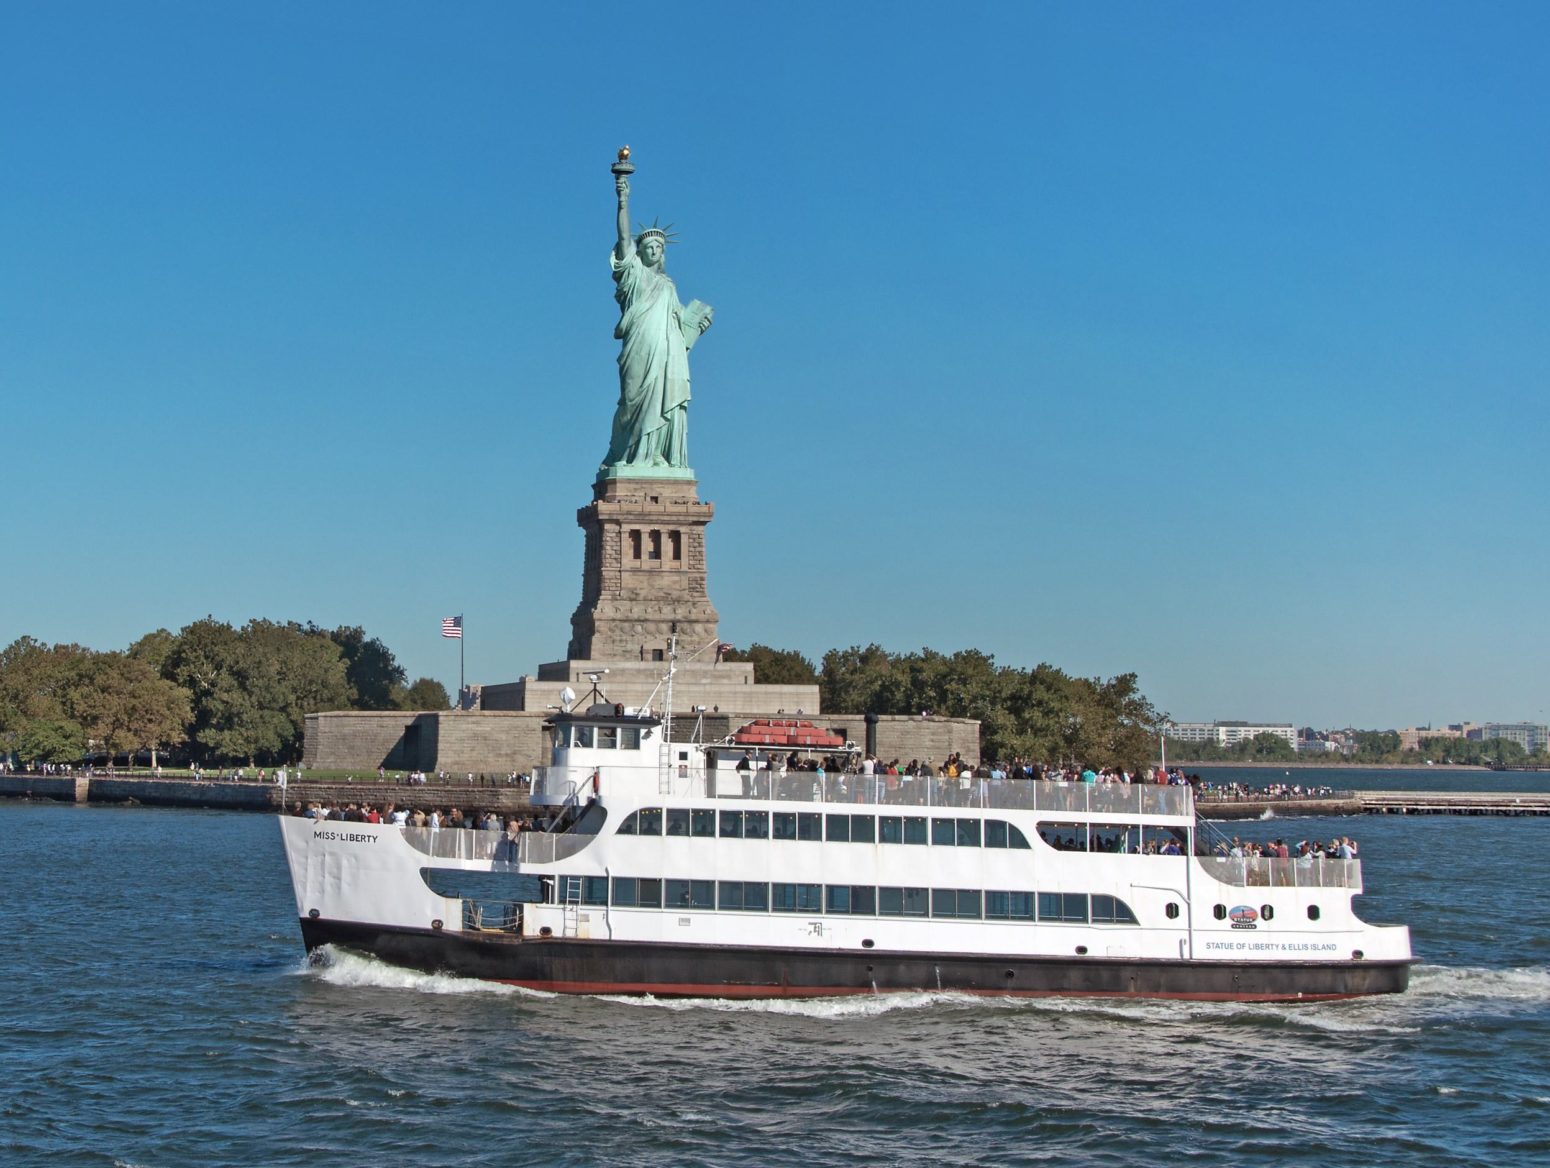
441,615,463,639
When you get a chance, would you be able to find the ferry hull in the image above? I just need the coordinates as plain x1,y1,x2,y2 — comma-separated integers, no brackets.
300,918,1411,1002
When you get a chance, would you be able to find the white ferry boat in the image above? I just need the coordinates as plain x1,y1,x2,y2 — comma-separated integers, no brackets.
279,684,1412,1001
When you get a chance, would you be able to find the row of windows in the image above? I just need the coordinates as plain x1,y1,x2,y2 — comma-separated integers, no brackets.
618,808,1032,848
629,528,682,561
560,876,1139,924
556,725,643,750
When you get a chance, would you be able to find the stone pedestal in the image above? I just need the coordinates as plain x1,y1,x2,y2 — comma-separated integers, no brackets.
567,476,720,663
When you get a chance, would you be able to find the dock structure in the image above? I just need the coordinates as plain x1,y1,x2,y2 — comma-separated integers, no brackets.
1197,790,1550,819
1352,790,1550,817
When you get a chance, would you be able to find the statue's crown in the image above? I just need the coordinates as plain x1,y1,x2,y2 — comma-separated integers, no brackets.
636,218,678,246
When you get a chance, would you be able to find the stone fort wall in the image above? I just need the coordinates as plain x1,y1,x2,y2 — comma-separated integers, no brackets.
302,710,978,775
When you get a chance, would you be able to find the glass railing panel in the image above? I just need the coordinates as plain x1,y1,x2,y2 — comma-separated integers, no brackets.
1196,855,1361,889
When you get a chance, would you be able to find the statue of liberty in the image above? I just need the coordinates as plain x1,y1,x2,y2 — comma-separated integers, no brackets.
600,148,714,476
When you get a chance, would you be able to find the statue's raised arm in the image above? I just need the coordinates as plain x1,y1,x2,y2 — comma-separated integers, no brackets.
599,148,712,479
614,172,633,261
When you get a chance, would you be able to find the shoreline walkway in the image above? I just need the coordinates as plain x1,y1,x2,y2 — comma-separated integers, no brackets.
3,775,1548,818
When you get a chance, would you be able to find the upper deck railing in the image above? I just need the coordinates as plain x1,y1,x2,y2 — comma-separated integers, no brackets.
532,765,1194,819
1196,854,1361,889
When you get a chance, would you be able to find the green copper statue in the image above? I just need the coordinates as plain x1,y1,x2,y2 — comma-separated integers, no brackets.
600,147,713,477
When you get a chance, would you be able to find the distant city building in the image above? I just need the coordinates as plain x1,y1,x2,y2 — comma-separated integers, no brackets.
1397,723,1478,752
1297,727,1342,754
1480,722,1550,754
1166,721,1297,749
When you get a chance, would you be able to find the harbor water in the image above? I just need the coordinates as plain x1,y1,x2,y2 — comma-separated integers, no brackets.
3,769,1547,1167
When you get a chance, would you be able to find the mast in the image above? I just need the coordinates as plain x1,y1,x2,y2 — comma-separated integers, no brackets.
660,632,677,795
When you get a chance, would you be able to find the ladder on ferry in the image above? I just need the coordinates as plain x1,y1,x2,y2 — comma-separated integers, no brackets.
561,877,582,938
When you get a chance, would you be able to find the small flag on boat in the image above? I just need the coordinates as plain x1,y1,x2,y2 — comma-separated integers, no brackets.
441,615,463,639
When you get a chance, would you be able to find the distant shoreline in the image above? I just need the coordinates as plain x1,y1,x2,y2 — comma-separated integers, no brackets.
1161,760,1492,771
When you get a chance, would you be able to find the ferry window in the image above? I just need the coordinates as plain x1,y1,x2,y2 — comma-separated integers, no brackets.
1039,823,1087,852
575,726,594,749
932,888,983,920
636,878,662,908
1091,895,1138,925
985,891,1035,921
553,727,569,750
797,813,822,841
744,811,769,839
691,809,716,838
986,820,1008,848
1038,892,1088,923
1260,905,1275,921
826,814,851,843
638,808,663,836
583,876,608,906
1213,904,1228,921
878,816,903,844
956,820,981,848
719,810,744,838
1307,905,1321,921
931,818,957,846
612,877,638,906
719,881,768,911
772,812,797,841
903,817,928,845
879,887,929,917
828,886,876,915
771,883,822,913
665,880,714,909
850,815,875,844
666,809,690,836
597,727,618,750
620,726,641,750
617,812,639,835
1008,824,1031,849
1165,902,1181,920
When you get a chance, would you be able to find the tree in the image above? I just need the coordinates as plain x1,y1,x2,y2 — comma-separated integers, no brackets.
163,618,352,765
0,637,95,762
1248,731,1297,760
398,677,451,710
73,653,190,768
817,642,1163,771
16,717,85,765
322,625,406,710
721,643,818,686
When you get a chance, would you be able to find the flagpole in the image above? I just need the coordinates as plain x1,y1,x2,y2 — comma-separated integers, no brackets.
460,614,465,699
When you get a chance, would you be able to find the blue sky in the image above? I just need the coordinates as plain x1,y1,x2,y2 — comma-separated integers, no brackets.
3,2,1546,730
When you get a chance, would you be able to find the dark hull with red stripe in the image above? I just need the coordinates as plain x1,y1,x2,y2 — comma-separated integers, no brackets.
299,919,1411,1001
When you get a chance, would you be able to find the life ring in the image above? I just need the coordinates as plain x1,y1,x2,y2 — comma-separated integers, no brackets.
591,769,601,797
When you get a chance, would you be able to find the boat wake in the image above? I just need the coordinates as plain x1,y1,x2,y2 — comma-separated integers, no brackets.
297,945,556,998
593,989,989,1018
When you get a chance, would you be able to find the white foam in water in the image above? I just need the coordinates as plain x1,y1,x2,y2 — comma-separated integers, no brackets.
1408,963,1550,1004
595,989,988,1017
299,945,555,998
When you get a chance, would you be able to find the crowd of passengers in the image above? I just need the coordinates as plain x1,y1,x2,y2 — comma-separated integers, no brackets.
291,801,539,834
1038,826,1360,860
